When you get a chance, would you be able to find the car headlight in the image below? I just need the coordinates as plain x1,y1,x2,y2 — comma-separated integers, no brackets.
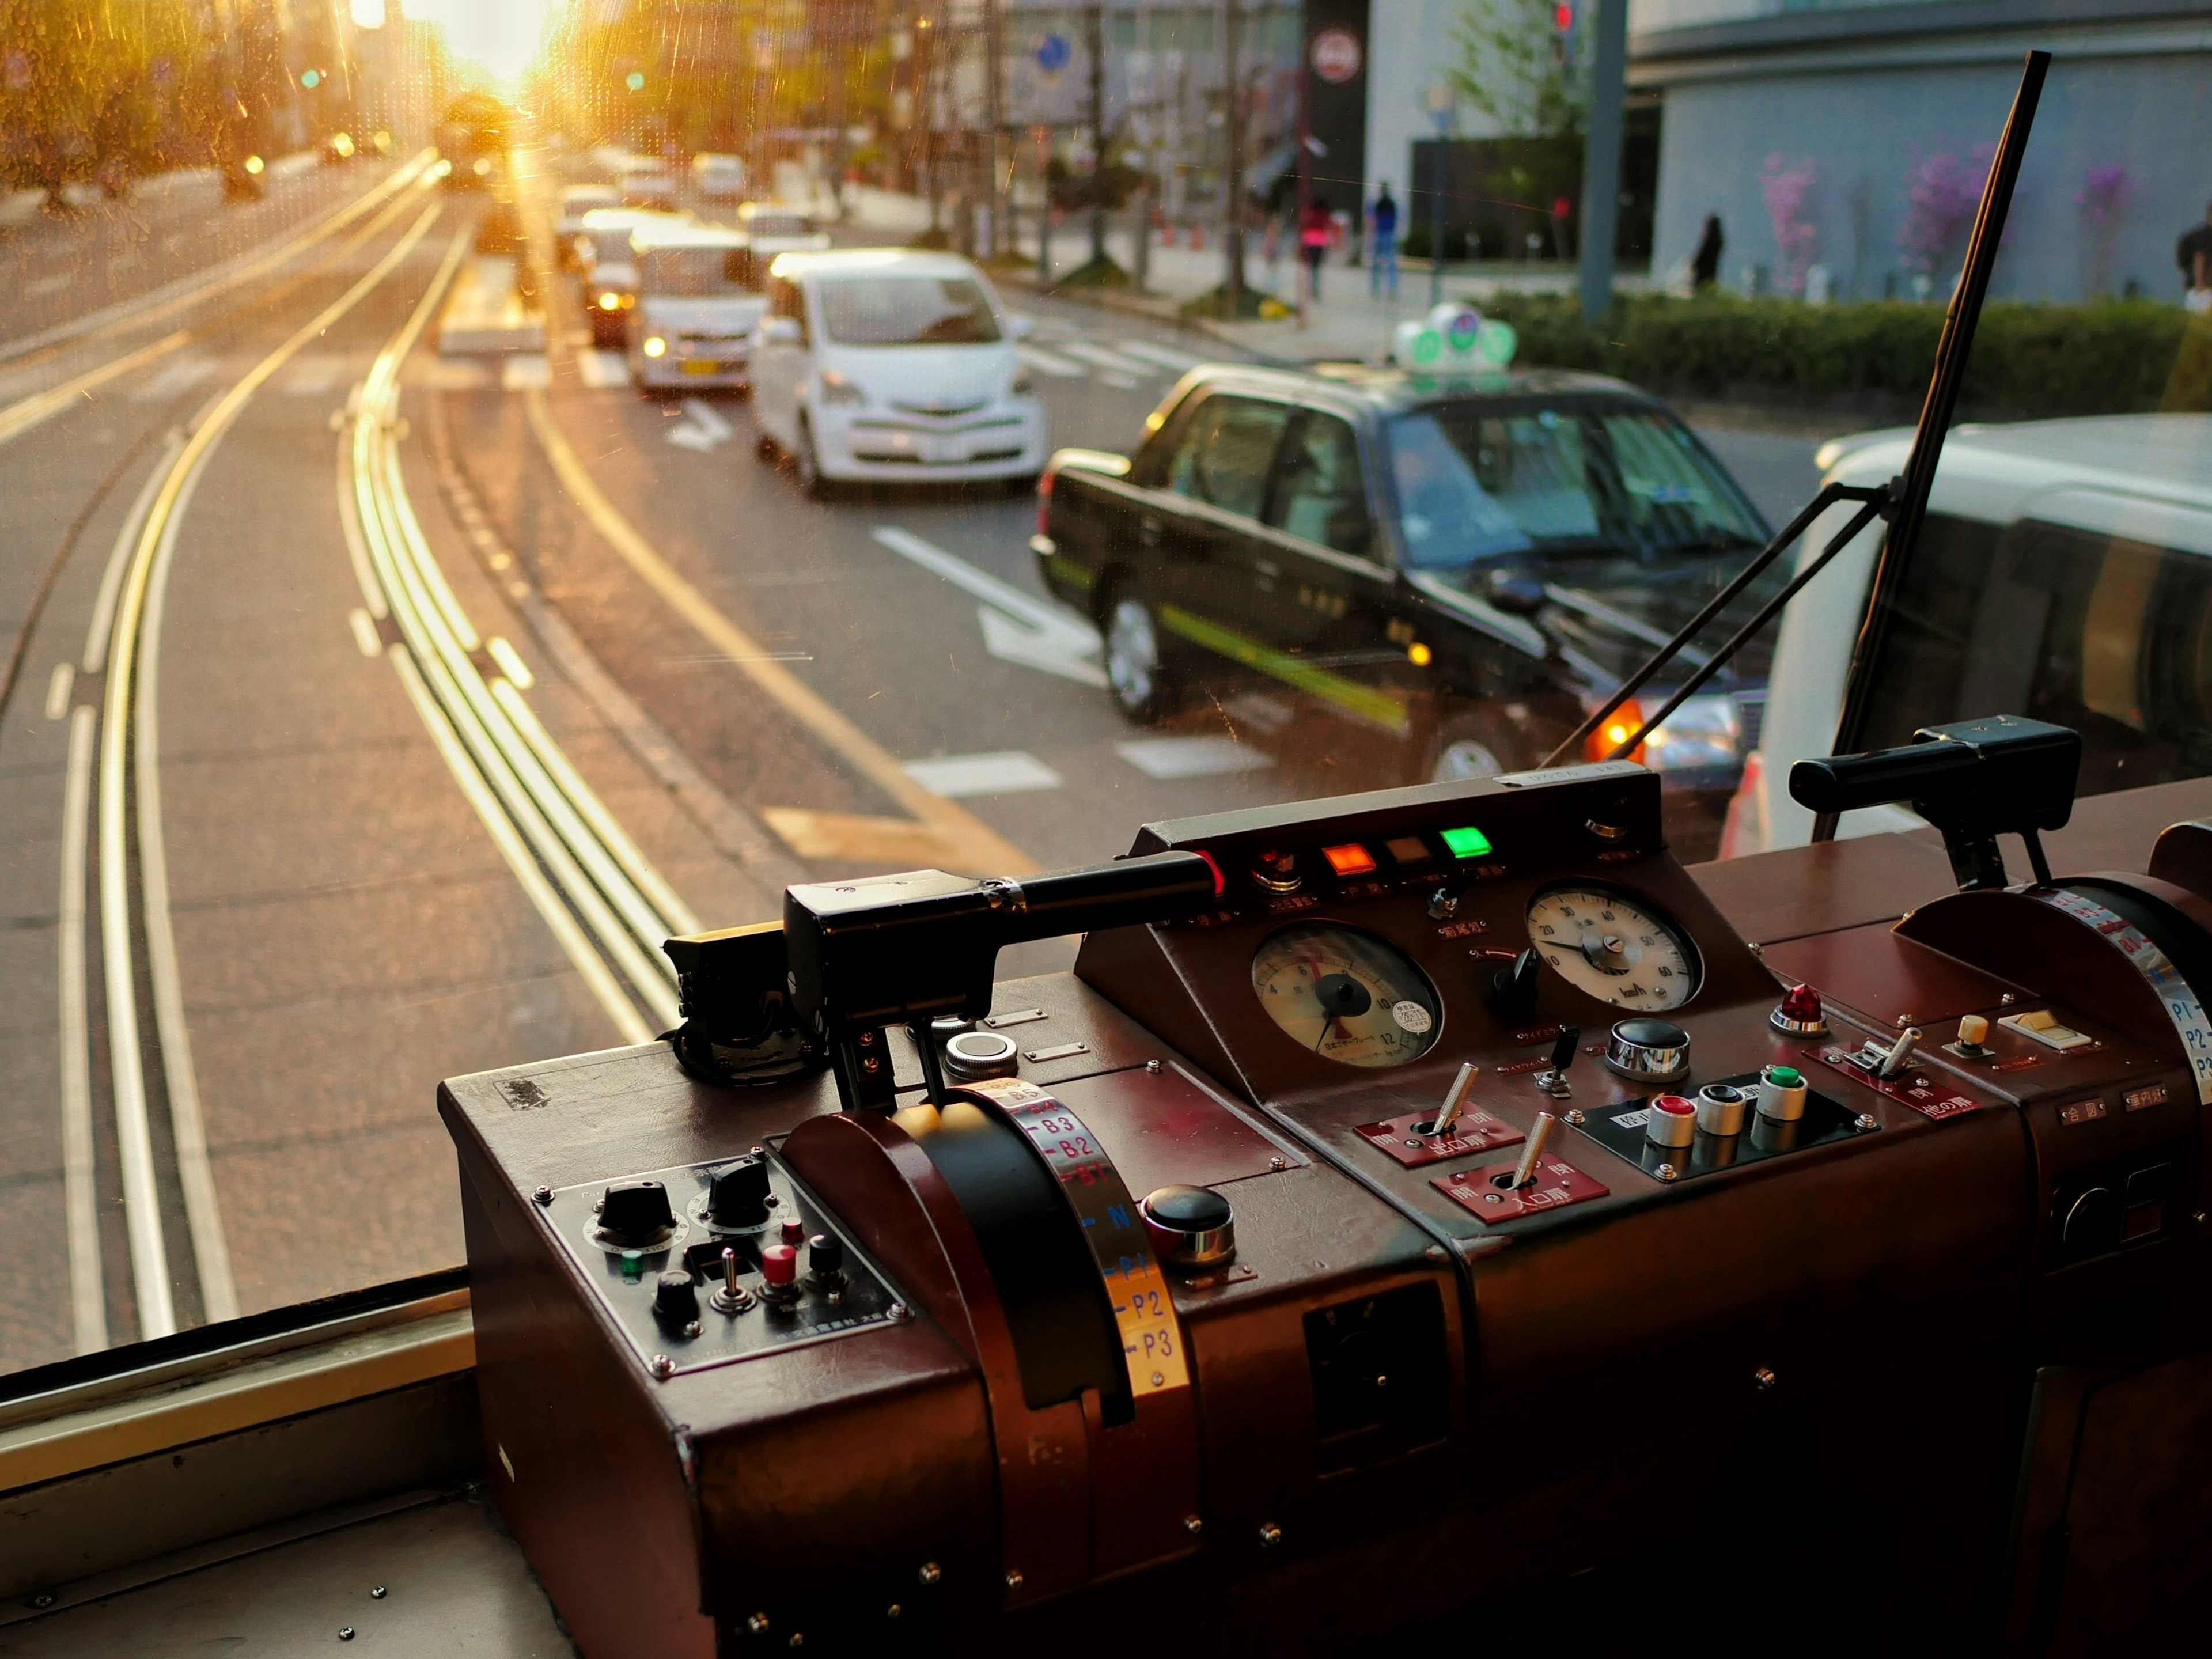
1640,693,1743,774
643,335,666,357
596,291,620,311
817,370,865,406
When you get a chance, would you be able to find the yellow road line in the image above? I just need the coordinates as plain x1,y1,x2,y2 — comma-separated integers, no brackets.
521,388,1036,876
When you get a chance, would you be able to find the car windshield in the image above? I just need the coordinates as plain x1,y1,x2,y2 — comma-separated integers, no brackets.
1387,403,1768,571
817,276,1002,344
745,214,812,239
642,247,746,296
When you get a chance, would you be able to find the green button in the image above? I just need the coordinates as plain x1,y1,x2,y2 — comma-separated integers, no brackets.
1440,825,1493,859
621,1250,643,1282
1767,1066,1802,1087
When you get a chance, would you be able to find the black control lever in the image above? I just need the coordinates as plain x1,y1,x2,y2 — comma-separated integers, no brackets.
784,852,1217,1111
1789,715,2079,891
1490,948,1543,1024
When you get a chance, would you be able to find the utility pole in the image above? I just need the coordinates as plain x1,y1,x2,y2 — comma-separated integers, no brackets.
1577,0,1628,325
1421,82,1456,306
984,0,1005,256
1087,2,1107,266
1222,0,1245,310
1294,12,1311,325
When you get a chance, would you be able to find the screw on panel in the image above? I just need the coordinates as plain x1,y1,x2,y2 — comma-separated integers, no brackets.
1425,1244,1446,1260
29,1593,54,1610
1753,1366,1778,1391
1005,1570,1024,1590
1257,1522,1283,1548
532,1185,553,1205
889,1302,912,1322
1655,1164,1680,1182
2001,993,2017,1005
1563,1109,1586,1126
788,1635,804,1649
918,1563,942,1585
1146,1058,1163,1073
886,1604,903,1619
371,1586,387,1600
1183,1516,1203,1536
748,1613,771,1634
1854,1113,1880,1131
339,1630,356,1642
1268,1155,1290,1171
649,1354,675,1379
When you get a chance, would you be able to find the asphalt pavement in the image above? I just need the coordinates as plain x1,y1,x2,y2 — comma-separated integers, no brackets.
0,146,1830,1376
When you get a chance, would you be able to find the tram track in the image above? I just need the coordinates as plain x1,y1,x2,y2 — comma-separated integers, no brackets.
55,190,448,1345
342,227,698,1050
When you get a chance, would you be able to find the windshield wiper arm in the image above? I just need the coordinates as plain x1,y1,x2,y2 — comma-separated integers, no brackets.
1538,476,1895,767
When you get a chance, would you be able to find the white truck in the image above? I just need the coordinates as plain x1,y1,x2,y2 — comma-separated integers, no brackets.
628,222,766,395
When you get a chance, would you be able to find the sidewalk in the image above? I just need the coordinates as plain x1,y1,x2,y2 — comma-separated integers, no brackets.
839,187,1647,366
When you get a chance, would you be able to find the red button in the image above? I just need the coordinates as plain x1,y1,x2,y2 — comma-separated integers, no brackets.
760,1244,798,1286
780,1218,805,1246
1651,1094,1696,1116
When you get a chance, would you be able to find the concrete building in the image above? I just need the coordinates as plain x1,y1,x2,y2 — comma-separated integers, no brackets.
1633,0,2212,303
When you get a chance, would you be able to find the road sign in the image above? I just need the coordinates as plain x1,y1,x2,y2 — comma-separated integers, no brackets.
1310,28,1362,84
1036,33,1071,73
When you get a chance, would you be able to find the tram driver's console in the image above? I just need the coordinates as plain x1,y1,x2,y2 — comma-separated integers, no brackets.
441,718,2212,1658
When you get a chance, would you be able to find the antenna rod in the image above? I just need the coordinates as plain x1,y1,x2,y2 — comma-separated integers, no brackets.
1812,48,2049,842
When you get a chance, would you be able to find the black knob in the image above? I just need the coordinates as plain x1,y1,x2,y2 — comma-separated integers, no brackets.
653,1268,700,1325
808,1233,844,1277
707,1158,772,1229
1141,1184,1236,1267
1490,948,1543,1022
598,1180,676,1247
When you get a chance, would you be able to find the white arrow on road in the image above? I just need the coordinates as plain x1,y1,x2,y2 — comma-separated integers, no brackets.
666,397,734,452
872,524,1107,687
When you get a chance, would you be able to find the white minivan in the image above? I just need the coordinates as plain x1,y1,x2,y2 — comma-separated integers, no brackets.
749,249,1046,496
628,222,765,393
1722,413,2212,857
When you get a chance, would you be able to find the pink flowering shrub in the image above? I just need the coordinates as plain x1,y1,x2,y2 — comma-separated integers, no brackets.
1760,153,1818,294
2075,162,2133,298
1898,144,1995,284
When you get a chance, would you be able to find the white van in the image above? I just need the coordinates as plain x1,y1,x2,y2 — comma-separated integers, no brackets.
692,153,748,201
1722,413,2212,855
628,222,765,393
749,248,1045,497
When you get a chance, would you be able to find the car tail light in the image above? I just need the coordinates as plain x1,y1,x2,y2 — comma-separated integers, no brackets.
1586,699,1647,765
1036,464,1056,538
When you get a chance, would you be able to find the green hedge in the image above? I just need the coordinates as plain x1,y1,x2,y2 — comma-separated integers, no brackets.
1474,292,2209,420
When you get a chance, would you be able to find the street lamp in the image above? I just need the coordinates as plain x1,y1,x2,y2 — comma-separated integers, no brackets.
1421,82,1456,306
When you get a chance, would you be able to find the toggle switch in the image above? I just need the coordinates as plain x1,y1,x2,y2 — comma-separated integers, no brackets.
1532,1027,1581,1099
710,1244,753,1315
1501,1112,1560,1189
1645,1094,1698,1149
1490,948,1543,1023
596,1180,677,1249
707,1158,772,1230
1876,1026,1921,1079
2000,1009,2094,1051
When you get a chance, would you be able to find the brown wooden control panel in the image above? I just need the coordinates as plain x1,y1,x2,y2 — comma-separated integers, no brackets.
441,763,2212,1657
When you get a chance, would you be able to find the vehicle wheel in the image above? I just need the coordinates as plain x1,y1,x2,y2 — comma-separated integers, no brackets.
1424,704,1530,785
1103,588,1179,726
754,430,779,463
793,418,829,500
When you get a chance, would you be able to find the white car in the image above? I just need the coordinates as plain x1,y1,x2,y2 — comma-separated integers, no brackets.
554,184,618,269
692,153,748,201
736,200,832,263
1721,412,2212,858
576,206,687,348
749,249,1045,496
619,162,677,211
628,222,766,394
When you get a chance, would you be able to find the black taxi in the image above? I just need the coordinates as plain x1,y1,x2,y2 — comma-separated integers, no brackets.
1033,362,1779,789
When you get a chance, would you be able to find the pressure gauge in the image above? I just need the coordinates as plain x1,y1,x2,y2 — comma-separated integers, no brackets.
1524,883,1700,1011
1251,922,1441,1068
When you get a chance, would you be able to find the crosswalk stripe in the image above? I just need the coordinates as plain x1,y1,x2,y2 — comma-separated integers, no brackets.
577,349,631,388
502,355,552,389
1115,339,1210,373
1017,343,1088,378
1062,340,1161,376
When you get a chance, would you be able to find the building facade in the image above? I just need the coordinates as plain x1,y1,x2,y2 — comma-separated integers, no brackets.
1633,0,2212,302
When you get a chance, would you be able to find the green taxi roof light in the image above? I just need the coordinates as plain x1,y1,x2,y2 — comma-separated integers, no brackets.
1441,825,1493,858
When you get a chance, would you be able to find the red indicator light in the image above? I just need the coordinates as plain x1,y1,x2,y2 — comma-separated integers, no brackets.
1322,843,1377,877
1195,848,1225,896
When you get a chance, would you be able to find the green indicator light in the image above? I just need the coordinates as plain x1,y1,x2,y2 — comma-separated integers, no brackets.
1440,825,1493,859
1768,1066,1802,1087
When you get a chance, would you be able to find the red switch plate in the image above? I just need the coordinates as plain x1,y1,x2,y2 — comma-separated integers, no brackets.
1358,1108,1522,1168
1433,1157,1608,1222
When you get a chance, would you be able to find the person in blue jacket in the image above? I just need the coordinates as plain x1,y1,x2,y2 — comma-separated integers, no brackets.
1369,181,1400,301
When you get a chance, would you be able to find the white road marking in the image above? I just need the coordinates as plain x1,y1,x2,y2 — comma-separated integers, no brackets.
502,354,552,389
44,661,73,720
28,272,70,297
282,353,365,396
414,359,490,389
1115,339,1210,373
1017,343,1088,379
1063,340,1160,377
130,355,220,403
902,751,1065,798
683,398,733,440
872,525,1107,687
1223,690,1296,733
486,634,535,688
1116,734,1276,780
666,400,734,452
1101,373,1139,390
576,348,631,388
349,607,382,657
56,705,107,1355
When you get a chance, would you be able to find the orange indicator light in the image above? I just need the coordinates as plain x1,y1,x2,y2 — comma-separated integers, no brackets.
1322,843,1377,877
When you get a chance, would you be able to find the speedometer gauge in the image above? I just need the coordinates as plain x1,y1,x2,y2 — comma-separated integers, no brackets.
1525,884,1700,1010
1252,923,1441,1068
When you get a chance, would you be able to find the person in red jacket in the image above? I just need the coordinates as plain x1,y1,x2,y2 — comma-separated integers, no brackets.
1300,199,1332,301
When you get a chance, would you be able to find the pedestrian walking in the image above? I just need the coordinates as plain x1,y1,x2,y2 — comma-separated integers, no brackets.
1300,199,1332,302
1263,213,1283,289
1369,181,1400,301
1691,214,1725,291
2178,200,2212,314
